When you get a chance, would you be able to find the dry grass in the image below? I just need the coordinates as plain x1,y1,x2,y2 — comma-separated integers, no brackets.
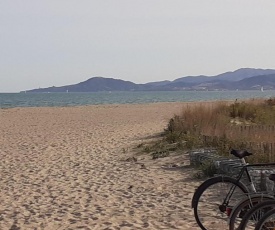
164,98,275,162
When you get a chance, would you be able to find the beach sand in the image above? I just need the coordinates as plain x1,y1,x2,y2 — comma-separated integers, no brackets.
0,102,206,229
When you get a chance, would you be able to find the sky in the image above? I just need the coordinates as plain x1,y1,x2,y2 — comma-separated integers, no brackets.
1,0,275,92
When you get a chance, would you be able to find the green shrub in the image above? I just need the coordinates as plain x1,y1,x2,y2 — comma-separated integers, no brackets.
228,102,257,121
166,115,185,133
183,134,202,149
199,160,217,177
165,131,183,143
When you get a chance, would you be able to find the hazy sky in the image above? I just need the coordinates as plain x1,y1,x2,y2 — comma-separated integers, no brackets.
1,0,275,92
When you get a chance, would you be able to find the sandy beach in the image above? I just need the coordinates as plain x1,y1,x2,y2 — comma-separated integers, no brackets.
0,102,204,230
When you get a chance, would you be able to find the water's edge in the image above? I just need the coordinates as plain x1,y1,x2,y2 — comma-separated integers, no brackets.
1,90,275,108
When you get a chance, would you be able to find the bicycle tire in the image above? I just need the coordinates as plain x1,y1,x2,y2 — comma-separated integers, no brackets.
192,176,248,230
255,208,275,230
228,194,274,230
238,199,275,230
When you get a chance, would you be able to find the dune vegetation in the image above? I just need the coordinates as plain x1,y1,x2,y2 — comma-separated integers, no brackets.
139,98,275,163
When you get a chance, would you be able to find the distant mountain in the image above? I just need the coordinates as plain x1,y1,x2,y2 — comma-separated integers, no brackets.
26,77,144,93
229,74,275,90
24,68,275,92
215,68,275,81
143,68,275,91
172,68,275,83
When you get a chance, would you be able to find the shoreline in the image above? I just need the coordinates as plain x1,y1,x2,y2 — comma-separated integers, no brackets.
1,90,274,109
0,99,237,112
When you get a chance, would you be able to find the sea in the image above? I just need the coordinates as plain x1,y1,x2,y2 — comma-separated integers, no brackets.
1,90,275,108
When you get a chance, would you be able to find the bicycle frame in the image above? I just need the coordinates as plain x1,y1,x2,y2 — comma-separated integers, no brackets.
222,159,275,209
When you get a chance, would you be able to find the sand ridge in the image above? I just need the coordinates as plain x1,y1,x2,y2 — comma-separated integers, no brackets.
0,103,203,229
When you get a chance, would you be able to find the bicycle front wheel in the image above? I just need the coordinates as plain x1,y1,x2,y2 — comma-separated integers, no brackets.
255,208,275,230
192,176,248,230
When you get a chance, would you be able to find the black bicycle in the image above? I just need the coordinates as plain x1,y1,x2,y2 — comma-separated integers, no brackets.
192,149,275,230
228,174,275,230
255,206,275,230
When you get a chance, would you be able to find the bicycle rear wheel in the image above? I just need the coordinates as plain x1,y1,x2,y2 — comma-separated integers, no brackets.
228,194,274,230
192,176,248,230
238,199,275,230
255,208,275,230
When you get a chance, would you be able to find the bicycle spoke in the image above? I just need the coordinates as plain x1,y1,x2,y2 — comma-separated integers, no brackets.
257,210,275,230
197,180,246,229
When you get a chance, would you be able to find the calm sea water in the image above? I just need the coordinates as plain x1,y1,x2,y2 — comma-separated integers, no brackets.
1,91,275,108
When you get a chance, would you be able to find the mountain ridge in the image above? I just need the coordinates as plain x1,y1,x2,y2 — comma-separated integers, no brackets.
24,68,275,92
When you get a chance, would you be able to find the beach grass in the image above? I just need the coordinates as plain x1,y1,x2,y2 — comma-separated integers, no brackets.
140,98,275,163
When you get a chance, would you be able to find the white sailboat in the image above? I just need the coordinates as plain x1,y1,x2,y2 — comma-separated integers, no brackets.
261,87,264,92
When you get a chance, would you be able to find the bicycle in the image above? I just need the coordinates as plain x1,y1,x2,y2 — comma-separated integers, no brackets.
192,149,275,230
255,206,275,230
229,174,275,230
236,199,275,229
228,191,274,229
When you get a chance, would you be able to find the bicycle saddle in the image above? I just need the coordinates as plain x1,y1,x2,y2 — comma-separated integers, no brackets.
230,149,253,159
